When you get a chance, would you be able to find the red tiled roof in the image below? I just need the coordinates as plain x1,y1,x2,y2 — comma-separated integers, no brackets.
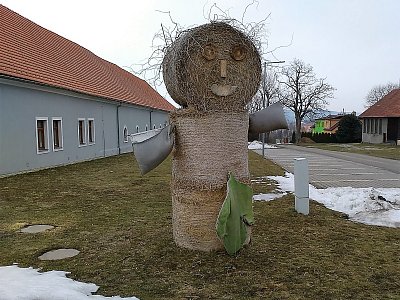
0,5,175,112
359,89,400,118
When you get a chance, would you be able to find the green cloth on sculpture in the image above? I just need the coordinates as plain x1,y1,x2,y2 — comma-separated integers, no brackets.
216,173,254,255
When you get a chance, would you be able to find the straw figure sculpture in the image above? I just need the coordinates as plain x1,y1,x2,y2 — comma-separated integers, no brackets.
162,22,262,252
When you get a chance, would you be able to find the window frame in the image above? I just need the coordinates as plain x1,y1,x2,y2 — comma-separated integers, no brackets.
78,118,87,147
87,118,95,145
36,117,49,154
136,125,140,133
51,117,63,152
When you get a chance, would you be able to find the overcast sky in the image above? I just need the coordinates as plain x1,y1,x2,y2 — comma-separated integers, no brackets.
1,0,399,114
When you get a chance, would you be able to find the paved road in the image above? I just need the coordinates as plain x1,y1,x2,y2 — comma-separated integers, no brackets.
254,144,400,188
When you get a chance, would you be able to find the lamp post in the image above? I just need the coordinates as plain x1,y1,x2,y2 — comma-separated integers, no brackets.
261,60,285,158
261,61,266,158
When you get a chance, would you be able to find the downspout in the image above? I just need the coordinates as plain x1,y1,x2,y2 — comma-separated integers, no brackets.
117,103,121,155
102,106,106,157
149,110,153,130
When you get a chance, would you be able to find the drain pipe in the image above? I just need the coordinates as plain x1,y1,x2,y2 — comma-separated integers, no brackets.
116,103,121,155
102,106,106,157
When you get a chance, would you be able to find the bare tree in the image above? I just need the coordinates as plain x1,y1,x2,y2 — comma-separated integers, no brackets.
365,82,400,108
248,66,280,113
278,59,334,143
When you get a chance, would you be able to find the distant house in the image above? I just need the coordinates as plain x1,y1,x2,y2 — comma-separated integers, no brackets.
312,115,344,134
0,5,175,176
359,89,400,145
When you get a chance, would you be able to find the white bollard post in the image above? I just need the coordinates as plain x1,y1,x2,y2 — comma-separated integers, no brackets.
294,158,309,215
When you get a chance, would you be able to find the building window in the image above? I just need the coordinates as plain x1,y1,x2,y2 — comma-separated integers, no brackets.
378,119,382,134
52,118,63,151
36,118,49,153
123,126,128,143
153,124,157,130
145,124,148,131
78,118,86,146
159,124,162,129
136,125,140,133
88,118,95,144
374,119,378,134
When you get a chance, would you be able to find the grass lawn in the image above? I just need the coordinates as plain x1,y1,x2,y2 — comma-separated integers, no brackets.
0,152,399,299
298,143,400,160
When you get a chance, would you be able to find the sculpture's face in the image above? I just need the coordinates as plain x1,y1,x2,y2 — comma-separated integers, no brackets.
163,23,261,111
199,43,246,97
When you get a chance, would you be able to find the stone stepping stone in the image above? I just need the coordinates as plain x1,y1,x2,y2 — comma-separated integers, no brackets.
38,249,80,260
20,225,54,233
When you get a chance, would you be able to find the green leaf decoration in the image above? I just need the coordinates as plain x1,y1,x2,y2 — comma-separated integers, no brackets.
216,173,254,255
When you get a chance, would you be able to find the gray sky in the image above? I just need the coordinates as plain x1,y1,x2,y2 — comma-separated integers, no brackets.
1,0,399,114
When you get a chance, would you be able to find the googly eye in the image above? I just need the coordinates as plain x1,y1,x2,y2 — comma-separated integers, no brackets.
202,44,216,60
231,45,246,61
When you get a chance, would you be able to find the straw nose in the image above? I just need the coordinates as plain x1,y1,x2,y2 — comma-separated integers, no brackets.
220,59,227,78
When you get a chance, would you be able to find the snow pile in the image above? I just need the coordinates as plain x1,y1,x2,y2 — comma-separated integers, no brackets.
255,172,400,228
253,192,287,201
248,141,278,150
0,265,139,300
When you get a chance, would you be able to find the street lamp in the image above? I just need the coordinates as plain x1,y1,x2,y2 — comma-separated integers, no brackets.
261,60,285,158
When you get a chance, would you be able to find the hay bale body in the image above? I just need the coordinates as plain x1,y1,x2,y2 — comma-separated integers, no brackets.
171,110,249,251
163,22,261,112
171,186,226,251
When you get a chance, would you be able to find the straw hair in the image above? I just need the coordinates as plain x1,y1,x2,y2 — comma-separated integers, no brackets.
170,110,250,251
162,22,261,112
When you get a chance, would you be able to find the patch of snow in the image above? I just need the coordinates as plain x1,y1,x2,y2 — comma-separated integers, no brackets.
253,192,287,201
259,172,400,228
248,141,278,150
0,265,139,300
251,177,272,185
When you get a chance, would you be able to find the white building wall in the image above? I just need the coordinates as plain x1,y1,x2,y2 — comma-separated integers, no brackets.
0,79,169,176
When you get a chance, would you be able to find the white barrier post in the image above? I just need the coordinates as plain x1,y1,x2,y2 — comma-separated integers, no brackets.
294,158,309,215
